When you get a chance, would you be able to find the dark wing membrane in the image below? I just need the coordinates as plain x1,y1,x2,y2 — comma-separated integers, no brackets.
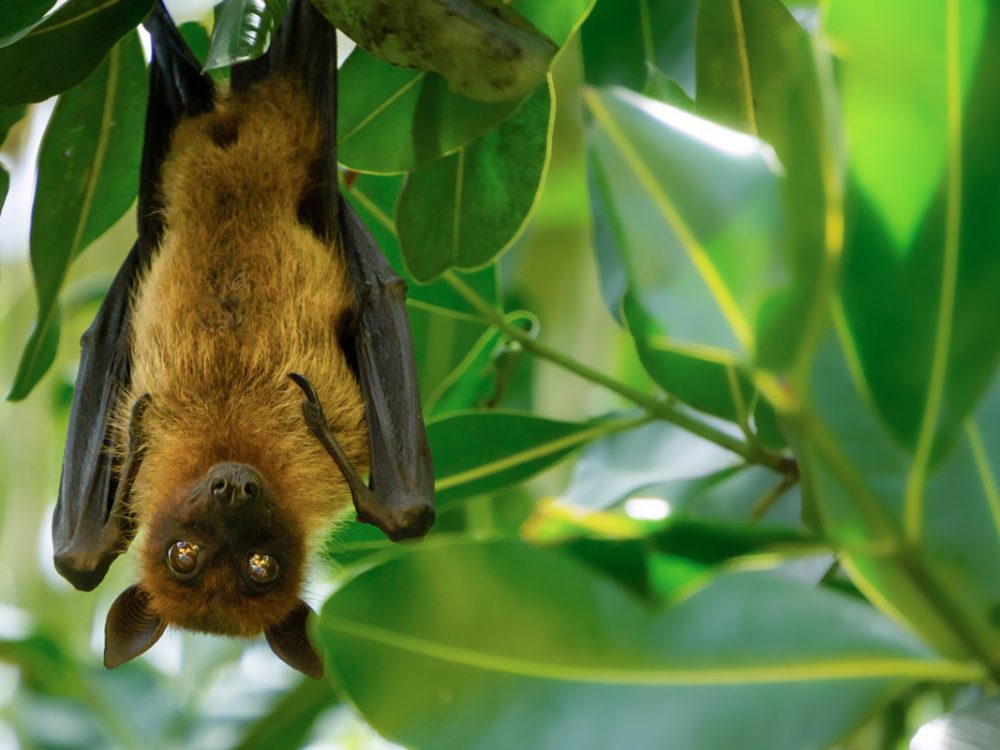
240,0,436,538
52,1,215,591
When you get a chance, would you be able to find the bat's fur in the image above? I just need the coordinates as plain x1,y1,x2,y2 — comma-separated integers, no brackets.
115,75,368,637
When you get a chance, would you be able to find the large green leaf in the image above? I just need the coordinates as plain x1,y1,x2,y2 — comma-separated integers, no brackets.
336,0,591,173
585,87,787,366
428,411,646,506
204,0,288,71
911,695,1000,750
696,0,827,370
0,0,55,47
312,0,555,102
827,1,1000,454
8,32,147,401
319,540,977,750
343,172,499,316
231,678,337,750
580,0,698,95
397,81,553,281
0,0,152,106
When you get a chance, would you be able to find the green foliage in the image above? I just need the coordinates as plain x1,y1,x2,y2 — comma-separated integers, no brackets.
3,0,1000,748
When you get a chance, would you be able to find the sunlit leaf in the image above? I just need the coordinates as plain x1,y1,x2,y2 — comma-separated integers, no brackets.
319,540,975,750
397,81,552,281
0,0,152,106
911,695,1000,750
8,32,147,400
204,0,288,71
585,86,787,362
827,0,1000,452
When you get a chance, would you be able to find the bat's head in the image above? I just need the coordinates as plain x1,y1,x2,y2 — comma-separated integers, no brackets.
104,461,323,678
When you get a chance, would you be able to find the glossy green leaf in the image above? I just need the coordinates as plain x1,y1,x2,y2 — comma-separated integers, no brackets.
336,0,591,173
0,0,152,106
585,86,786,363
0,0,55,47
428,411,646,506
312,0,555,102
319,540,974,750
397,81,552,281
204,0,288,71
562,419,738,510
911,695,1000,750
696,0,826,368
343,172,499,315
8,32,147,400
580,0,698,94
827,1,1000,452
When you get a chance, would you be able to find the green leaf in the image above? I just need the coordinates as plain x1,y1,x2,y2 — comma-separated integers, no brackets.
312,0,555,102
408,304,491,402
425,311,537,417
397,81,553,282
828,1,1000,453
343,172,499,316
8,32,147,401
580,0,698,94
0,0,55,47
695,0,828,371
0,0,152,106
204,0,288,71
231,678,337,750
911,695,1000,750
319,540,975,750
337,49,523,173
561,419,738,510
585,86,787,364
336,0,591,173
0,105,27,141
428,411,646,507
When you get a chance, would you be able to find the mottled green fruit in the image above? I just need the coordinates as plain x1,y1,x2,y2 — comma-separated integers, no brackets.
312,0,556,102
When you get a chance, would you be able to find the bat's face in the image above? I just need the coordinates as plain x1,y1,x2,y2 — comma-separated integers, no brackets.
139,461,306,637
102,461,324,679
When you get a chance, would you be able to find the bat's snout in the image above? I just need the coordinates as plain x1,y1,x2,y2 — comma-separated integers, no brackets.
207,463,265,509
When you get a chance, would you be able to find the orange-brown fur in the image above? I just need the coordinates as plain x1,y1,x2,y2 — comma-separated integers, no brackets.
116,76,367,636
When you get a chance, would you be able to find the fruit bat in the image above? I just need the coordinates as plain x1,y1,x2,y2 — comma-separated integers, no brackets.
50,0,435,679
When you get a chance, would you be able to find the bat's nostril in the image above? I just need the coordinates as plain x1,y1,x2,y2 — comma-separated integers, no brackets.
242,480,258,500
210,478,227,498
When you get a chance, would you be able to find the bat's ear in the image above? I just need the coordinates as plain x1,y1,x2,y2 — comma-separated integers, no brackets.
104,585,166,669
265,600,323,679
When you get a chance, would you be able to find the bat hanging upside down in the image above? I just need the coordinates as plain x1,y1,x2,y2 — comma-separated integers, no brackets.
51,0,435,678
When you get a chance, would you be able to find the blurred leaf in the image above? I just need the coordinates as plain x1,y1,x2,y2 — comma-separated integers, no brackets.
0,167,8,216
344,172,499,315
562,419,740,510
8,32,147,400
231,677,337,750
911,695,1000,750
581,0,698,94
0,105,27,141
205,0,288,70
428,411,647,506
398,81,552,281
408,305,491,403
425,311,537,417
313,0,555,102
585,86,786,363
0,0,56,47
336,0,591,173
319,539,974,750
827,1,1000,452
179,20,210,66
0,0,152,106
696,0,827,370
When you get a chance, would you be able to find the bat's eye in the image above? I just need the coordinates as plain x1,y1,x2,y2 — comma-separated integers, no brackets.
248,553,279,584
167,541,201,578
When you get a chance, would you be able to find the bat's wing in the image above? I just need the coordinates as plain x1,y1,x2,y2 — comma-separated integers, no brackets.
52,2,215,591
244,0,436,540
